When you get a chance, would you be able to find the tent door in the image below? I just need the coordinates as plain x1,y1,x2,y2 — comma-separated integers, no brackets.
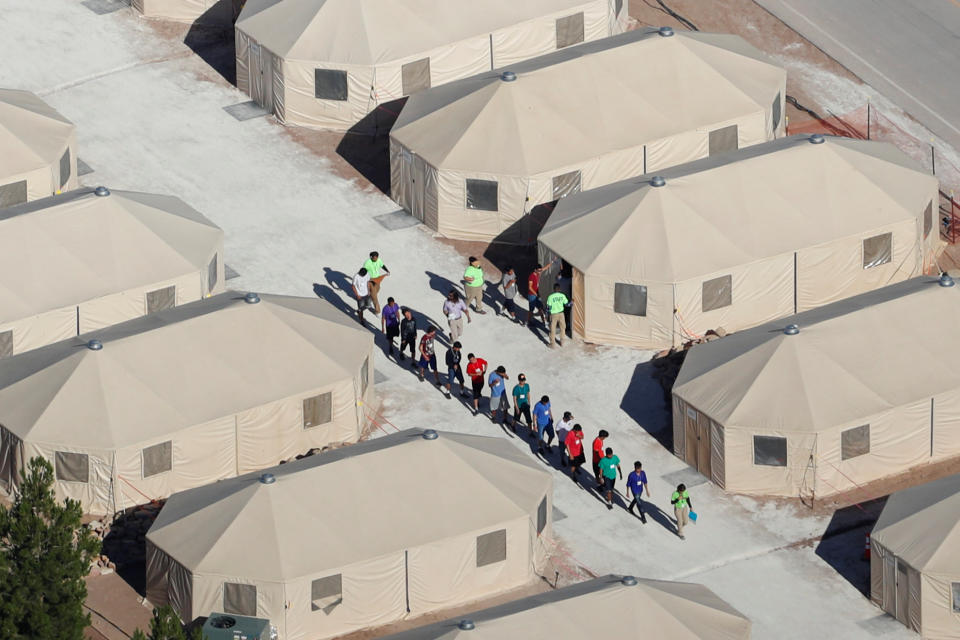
248,43,272,110
684,408,699,469
410,154,427,222
697,416,711,479
684,408,711,477
895,559,909,624
882,554,896,614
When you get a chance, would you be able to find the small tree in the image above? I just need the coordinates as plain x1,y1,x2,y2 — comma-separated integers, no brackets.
133,605,204,640
0,456,100,640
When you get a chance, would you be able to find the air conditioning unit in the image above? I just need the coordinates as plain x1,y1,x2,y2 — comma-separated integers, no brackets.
201,613,273,640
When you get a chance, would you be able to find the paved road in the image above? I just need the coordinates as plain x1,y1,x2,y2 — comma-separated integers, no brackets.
755,0,960,152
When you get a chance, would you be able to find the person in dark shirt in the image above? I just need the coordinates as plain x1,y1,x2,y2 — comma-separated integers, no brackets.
444,341,469,398
399,308,418,363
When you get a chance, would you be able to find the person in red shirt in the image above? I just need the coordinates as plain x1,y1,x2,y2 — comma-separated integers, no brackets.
565,424,586,485
465,353,488,416
592,429,609,486
526,264,548,327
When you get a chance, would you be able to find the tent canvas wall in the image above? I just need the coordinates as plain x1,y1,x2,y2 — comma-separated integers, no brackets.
538,135,938,349
235,0,626,132
132,0,243,25
672,277,960,498
871,473,960,639
0,188,225,359
381,574,751,639
0,89,78,206
0,293,374,515
390,28,786,244
145,430,552,640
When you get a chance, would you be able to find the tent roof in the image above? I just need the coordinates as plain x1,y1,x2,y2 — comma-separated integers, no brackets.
673,277,960,432
382,574,751,639
146,429,551,581
0,188,223,325
236,0,601,64
0,293,371,449
873,473,960,575
0,88,75,179
391,28,784,175
539,135,936,282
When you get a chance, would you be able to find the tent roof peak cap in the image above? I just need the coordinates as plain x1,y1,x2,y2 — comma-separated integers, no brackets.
658,26,675,37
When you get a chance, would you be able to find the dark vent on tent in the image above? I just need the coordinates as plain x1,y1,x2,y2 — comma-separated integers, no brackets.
809,134,825,144
422,429,439,440
87,339,103,350
658,26,674,37
500,71,517,82
259,473,276,484
940,273,955,287
650,176,666,187
244,292,260,304
458,620,475,630
783,324,799,335
94,186,110,197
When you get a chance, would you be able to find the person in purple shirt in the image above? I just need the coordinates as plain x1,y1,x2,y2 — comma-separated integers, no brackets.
626,461,650,523
381,297,402,357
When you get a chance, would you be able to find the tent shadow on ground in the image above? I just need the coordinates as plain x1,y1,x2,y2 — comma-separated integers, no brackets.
814,497,888,596
335,99,406,195
184,21,236,86
620,360,673,452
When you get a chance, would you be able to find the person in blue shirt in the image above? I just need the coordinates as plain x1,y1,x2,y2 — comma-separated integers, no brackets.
626,461,650,523
533,395,554,454
488,366,509,425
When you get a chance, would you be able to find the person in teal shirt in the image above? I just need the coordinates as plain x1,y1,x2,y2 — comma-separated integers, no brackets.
512,374,532,430
362,251,390,313
598,447,622,510
546,283,570,348
463,256,486,314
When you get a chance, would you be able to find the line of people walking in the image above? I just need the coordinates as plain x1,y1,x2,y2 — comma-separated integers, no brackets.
349,250,695,539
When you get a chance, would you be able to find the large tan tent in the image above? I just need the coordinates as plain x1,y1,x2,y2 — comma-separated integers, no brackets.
145,429,552,639
390,27,786,244
538,135,939,349
132,0,243,26
235,0,627,132
871,473,960,639
0,187,225,358
671,276,960,498
0,89,78,207
0,292,375,516
381,574,751,639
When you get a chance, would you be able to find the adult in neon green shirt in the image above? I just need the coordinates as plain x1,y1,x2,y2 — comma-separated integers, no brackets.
463,256,486,314
671,483,693,540
546,283,570,348
598,446,622,510
362,251,390,313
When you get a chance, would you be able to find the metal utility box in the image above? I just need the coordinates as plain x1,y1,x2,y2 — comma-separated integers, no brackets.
201,613,271,640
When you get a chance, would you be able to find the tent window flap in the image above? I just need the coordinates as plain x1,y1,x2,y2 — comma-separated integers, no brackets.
303,392,333,428
60,148,71,188
312,574,343,612
208,254,218,292
223,583,257,616
772,92,782,131
863,233,892,269
55,452,89,483
360,357,370,396
753,436,787,467
556,12,585,48
924,202,933,239
841,424,870,460
709,125,738,155
466,179,498,211
552,170,582,200
702,275,732,312
614,283,647,317
0,180,27,208
401,58,431,95
0,330,11,359
537,496,547,534
315,69,348,101
142,440,173,478
146,286,176,314
952,583,960,612
476,529,507,567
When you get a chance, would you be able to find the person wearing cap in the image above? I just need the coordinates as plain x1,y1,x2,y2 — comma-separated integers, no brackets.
526,263,547,326
671,484,693,539
444,341,469,398
533,395,555,454
555,411,575,467
512,374,532,431
546,283,571,348
381,296,402,357
599,447,622,510
463,256,486,314
592,430,609,486
363,251,390,313
399,308,417,362
466,353,488,415
417,326,440,385
442,289,471,342
626,461,650,523
565,424,586,484
488,366,510,426
351,267,373,324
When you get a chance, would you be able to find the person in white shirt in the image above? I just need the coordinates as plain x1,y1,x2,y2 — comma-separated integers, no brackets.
442,289,471,341
556,411,575,466
352,268,373,324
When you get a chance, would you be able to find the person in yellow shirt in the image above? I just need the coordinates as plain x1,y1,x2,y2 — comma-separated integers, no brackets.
671,484,693,540
463,256,486,314
545,284,570,348
362,251,390,313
